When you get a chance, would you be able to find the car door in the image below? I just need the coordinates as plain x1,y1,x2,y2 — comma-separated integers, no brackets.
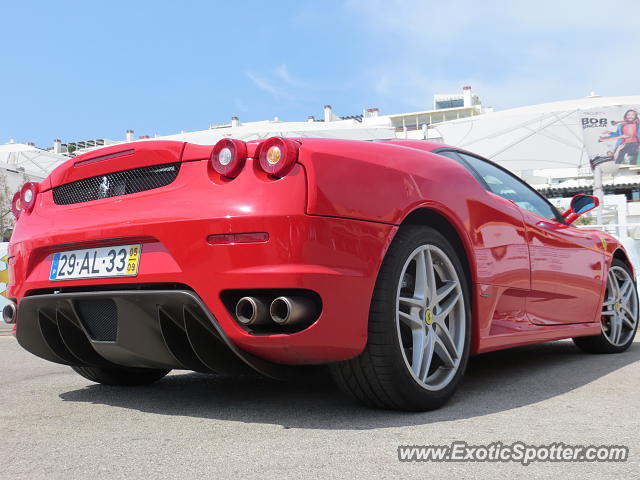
455,152,605,326
518,211,605,325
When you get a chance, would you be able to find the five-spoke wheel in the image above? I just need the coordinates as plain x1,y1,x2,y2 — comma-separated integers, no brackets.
330,225,471,411
574,258,639,353
396,244,466,391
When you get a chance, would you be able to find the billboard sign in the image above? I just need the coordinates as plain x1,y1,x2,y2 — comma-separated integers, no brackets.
579,106,640,170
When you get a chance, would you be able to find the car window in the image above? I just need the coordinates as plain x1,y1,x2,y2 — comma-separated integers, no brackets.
437,150,486,185
440,150,560,221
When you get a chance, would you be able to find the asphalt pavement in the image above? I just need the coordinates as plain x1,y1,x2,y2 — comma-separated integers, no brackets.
1,333,638,479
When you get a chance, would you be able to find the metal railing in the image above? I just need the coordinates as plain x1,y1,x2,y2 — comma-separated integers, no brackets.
577,223,640,239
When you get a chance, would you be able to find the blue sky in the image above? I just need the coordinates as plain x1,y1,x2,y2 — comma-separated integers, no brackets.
2,0,638,147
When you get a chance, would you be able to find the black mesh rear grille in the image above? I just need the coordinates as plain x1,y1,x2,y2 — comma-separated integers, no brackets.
75,299,118,341
53,163,180,205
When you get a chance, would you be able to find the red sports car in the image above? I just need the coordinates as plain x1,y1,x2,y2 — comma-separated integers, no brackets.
5,137,638,411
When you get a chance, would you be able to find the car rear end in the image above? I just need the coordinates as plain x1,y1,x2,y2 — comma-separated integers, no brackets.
6,138,394,377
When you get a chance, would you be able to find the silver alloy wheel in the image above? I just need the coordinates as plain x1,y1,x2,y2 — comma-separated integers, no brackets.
601,265,639,346
396,244,465,391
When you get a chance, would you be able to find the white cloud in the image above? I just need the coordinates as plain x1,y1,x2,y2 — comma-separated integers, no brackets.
246,64,317,101
274,64,306,87
245,71,289,98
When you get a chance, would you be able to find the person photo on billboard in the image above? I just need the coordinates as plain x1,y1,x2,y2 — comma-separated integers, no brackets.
598,109,640,164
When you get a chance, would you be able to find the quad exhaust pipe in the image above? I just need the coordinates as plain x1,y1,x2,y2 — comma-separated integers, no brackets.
2,302,16,324
269,296,315,326
235,295,317,327
235,297,270,326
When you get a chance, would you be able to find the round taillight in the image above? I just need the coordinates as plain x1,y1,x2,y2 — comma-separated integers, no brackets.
11,192,22,219
20,182,39,211
211,139,247,177
257,137,299,177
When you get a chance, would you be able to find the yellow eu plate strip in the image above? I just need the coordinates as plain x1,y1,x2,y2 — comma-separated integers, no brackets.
126,244,141,275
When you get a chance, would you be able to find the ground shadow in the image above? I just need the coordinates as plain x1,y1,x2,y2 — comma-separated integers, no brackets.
60,340,639,430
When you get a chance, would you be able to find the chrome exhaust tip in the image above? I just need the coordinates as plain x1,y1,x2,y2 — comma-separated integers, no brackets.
235,297,270,326
2,302,16,324
270,296,315,326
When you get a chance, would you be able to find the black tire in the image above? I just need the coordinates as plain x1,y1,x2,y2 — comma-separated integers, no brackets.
71,365,171,386
573,259,639,354
330,225,471,411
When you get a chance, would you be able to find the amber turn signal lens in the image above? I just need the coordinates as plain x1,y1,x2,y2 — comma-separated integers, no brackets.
257,137,299,177
266,145,282,165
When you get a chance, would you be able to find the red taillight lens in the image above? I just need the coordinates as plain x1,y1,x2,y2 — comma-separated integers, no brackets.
11,192,22,219
19,182,39,212
257,137,299,177
210,139,247,177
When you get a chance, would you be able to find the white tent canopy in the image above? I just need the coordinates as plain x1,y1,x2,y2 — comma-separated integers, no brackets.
0,143,68,179
431,95,640,173
157,120,396,144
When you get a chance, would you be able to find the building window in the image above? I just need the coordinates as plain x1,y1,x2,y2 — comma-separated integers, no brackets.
435,99,464,109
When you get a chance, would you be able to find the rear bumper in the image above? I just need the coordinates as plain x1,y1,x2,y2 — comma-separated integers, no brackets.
16,290,297,379
10,213,395,365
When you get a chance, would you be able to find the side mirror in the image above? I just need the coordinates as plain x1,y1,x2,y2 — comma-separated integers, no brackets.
562,194,599,224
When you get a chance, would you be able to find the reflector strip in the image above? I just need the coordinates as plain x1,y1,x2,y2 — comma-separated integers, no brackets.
206,232,269,245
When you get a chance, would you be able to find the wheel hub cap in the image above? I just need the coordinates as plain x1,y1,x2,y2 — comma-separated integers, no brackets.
424,309,433,325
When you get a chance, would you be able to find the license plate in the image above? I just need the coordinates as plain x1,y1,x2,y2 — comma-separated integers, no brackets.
49,244,141,281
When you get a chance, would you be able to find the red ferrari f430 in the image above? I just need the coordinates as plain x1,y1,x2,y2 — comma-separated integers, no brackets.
5,137,638,410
